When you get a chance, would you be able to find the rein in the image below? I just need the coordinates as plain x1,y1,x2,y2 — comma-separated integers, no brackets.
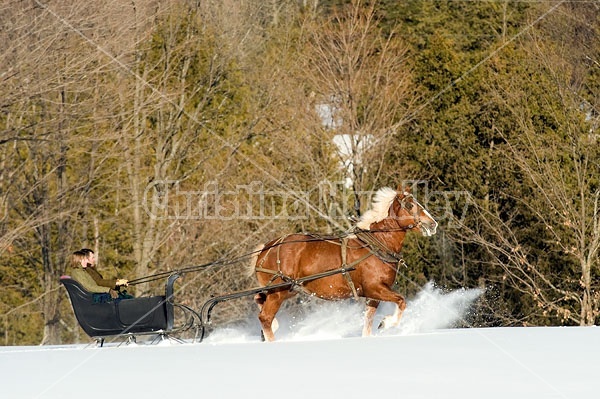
353,228,404,264
253,218,415,300
254,238,374,300
127,227,412,286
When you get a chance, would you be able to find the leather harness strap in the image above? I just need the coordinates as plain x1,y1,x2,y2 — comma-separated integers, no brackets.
340,237,359,300
354,228,404,264
353,228,407,286
254,236,374,301
255,235,287,285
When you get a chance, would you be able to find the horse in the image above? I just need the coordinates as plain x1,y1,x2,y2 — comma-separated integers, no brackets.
247,186,438,341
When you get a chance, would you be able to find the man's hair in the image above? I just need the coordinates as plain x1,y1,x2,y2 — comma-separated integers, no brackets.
80,248,94,255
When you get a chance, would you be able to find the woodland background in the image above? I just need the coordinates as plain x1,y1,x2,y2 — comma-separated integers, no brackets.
0,0,598,345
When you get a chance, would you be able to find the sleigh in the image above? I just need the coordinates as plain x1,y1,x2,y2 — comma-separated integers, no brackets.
60,274,201,346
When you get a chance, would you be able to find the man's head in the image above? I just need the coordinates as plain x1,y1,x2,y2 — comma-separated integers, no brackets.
80,248,96,267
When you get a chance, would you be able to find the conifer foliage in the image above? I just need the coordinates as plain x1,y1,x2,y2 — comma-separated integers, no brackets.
0,0,598,344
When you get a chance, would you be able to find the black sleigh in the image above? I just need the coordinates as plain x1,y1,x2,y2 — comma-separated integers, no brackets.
60,274,201,346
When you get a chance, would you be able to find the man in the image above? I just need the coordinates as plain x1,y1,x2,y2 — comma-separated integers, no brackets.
79,248,128,292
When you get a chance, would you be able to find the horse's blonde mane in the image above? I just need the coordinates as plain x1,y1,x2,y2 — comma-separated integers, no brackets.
356,187,397,230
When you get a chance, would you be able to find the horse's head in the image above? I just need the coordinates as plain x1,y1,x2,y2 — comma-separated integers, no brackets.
390,188,438,237
356,186,438,236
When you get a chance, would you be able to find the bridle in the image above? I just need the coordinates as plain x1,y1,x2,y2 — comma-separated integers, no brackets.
391,194,422,232
352,194,421,268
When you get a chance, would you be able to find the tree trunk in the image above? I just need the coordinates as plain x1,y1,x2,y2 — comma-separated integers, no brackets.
40,225,61,345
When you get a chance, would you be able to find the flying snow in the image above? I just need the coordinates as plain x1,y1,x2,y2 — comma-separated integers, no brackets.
204,281,483,343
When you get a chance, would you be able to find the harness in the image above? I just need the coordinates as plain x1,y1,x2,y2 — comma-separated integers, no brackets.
254,236,373,301
253,194,419,300
253,233,408,301
353,229,403,264
350,193,416,271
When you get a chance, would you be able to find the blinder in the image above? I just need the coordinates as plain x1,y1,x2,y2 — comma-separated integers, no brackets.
393,194,422,231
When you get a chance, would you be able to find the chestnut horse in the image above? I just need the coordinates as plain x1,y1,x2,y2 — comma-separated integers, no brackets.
248,186,437,341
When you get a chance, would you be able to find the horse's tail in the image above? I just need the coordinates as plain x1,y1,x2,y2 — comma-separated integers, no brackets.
245,243,265,279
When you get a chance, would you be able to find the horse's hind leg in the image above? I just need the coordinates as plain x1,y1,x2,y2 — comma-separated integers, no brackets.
362,299,380,337
257,291,289,342
254,293,279,336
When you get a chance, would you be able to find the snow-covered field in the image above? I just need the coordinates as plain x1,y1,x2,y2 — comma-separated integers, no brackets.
1,283,597,398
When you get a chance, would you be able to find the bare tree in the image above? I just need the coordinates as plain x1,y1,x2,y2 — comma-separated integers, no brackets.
452,12,600,325
299,0,415,217
0,0,170,343
0,1,102,344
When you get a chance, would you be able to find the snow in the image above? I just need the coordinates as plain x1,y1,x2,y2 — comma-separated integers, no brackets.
1,283,597,398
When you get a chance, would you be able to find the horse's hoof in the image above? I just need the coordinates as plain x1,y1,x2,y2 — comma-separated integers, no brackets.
378,317,392,330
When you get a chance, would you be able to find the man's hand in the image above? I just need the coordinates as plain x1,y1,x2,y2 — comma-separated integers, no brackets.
116,279,128,287
109,289,119,299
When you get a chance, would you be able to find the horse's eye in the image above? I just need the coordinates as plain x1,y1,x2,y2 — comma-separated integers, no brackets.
404,202,414,211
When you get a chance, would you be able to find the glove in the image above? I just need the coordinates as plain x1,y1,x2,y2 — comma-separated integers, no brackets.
116,279,129,287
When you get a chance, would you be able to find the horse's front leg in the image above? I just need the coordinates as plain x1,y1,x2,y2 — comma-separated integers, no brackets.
365,286,407,331
362,299,380,337
378,302,403,330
